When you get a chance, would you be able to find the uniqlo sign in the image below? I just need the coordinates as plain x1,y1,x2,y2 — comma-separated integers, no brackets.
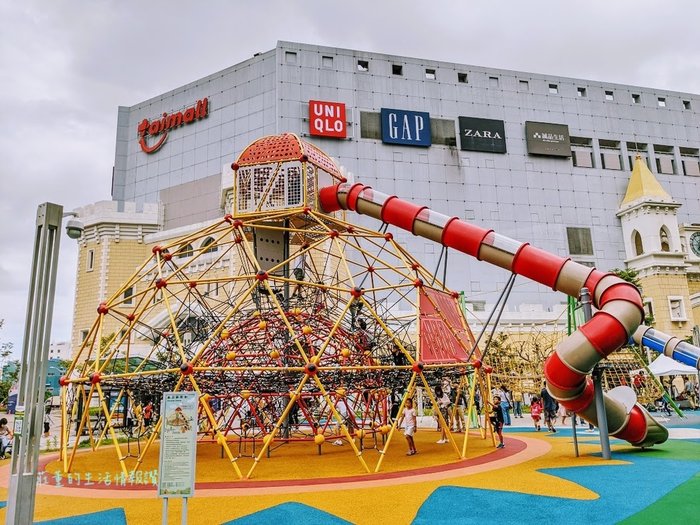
308,100,347,138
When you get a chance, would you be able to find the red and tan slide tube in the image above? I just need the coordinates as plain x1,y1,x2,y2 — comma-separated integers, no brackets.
319,182,668,447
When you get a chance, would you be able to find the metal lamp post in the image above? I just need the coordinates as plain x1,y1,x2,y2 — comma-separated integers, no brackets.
6,203,81,524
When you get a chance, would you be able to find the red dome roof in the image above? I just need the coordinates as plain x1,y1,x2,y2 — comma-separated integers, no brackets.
235,133,342,180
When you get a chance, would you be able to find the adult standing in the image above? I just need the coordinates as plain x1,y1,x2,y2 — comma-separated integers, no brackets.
540,382,558,433
512,388,524,418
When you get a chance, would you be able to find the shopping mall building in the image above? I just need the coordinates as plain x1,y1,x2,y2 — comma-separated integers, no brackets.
70,41,700,355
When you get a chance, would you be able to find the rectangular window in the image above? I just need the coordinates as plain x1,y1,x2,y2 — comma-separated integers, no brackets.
430,118,457,146
123,286,133,306
668,296,687,321
360,111,381,139
577,87,587,97
392,64,403,76
657,97,666,107
321,55,334,68
683,100,691,110
285,51,297,64
86,249,94,271
680,147,700,176
574,260,596,268
489,76,499,87
470,301,486,312
627,142,649,169
654,144,675,174
549,84,558,94
80,330,89,342
632,93,641,104
357,60,369,72
425,68,436,80
643,299,654,323
457,72,468,83
571,137,593,168
605,90,614,101
566,227,594,255
599,139,622,170
519,80,529,91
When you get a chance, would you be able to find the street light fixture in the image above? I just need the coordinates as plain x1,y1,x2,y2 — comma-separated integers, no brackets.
6,203,81,525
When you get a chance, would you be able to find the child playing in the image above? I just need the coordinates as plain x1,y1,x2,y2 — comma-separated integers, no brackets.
399,397,418,456
530,396,543,431
489,395,505,448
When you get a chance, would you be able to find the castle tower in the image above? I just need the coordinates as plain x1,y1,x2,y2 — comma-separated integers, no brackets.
616,155,692,337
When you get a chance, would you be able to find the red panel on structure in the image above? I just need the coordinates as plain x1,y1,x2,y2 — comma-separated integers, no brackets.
441,220,491,258
381,197,426,232
512,245,568,290
419,289,477,363
612,405,647,444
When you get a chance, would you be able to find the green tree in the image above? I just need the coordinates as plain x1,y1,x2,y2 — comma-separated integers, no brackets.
0,319,19,404
611,267,654,326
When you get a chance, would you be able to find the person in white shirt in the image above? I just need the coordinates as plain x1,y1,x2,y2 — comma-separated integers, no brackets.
399,397,417,456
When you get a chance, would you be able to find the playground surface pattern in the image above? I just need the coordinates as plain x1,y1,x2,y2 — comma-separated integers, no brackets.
1,414,699,524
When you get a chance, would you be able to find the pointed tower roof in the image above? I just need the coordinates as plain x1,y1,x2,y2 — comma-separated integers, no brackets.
619,154,673,208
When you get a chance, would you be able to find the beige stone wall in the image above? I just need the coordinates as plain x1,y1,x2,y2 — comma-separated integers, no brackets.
639,273,693,338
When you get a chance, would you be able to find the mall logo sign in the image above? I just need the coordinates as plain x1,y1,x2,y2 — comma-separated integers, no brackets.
458,117,506,153
309,100,347,138
525,121,571,157
137,98,209,153
381,108,431,147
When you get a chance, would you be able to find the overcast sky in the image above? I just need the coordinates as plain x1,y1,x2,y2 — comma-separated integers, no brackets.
1,0,699,356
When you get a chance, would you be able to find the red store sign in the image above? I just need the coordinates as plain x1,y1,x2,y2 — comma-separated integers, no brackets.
137,98,209,153
308,100,346,138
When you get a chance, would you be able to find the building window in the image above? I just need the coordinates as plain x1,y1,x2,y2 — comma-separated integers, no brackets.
548,84,558,94
206,282,220,297
360,111,381,139
654,144,676,174
680,147,700,176
683,100,691,110
470,301,486,312
643,298,654,324
668,296,687,322
425,68,436,80
284,51,297,64
632,93,641,104
322,55,334,68
357,60,369,72
86,249,94,272
599,139,622,170
489,76,499,87
519,80,529,91
627,142,650,169
660,227,671,252
123,286,133,306
430,118,457,146
657,97,666,107
573,260,596,268
457,72,468,83
202,237,218,254
566,227,594,256
177,243,193,258
633,230,644,256
80,330,89,342
577,87,587,97
392,64,403,76
571,137,593,168
605,90,614,101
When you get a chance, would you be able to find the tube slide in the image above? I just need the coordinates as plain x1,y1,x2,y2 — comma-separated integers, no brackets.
319,182,669,447
633,326,700,370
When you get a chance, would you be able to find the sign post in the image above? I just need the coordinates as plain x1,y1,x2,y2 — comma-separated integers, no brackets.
158,392,198,525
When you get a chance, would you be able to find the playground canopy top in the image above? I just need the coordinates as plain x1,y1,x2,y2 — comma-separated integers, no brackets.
631,354,699,378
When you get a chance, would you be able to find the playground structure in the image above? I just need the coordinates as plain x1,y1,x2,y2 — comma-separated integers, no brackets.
59,134,489,480
59,133,700,481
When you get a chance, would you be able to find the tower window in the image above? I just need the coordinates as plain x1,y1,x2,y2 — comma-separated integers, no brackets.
660,227,671,252
123,286,133,306
86,249,94,271
633,231,644,256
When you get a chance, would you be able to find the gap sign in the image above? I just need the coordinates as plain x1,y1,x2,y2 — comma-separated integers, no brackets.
309,100,347,138
381,108,431,147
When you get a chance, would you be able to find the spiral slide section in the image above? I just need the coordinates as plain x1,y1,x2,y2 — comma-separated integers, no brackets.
319,182,669,447
633,326,700,370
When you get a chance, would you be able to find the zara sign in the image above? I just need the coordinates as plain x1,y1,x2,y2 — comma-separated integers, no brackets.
380,108,431,147
458,117,507,153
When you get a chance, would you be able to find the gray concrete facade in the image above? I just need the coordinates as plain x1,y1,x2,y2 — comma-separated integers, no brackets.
109,41,700,315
